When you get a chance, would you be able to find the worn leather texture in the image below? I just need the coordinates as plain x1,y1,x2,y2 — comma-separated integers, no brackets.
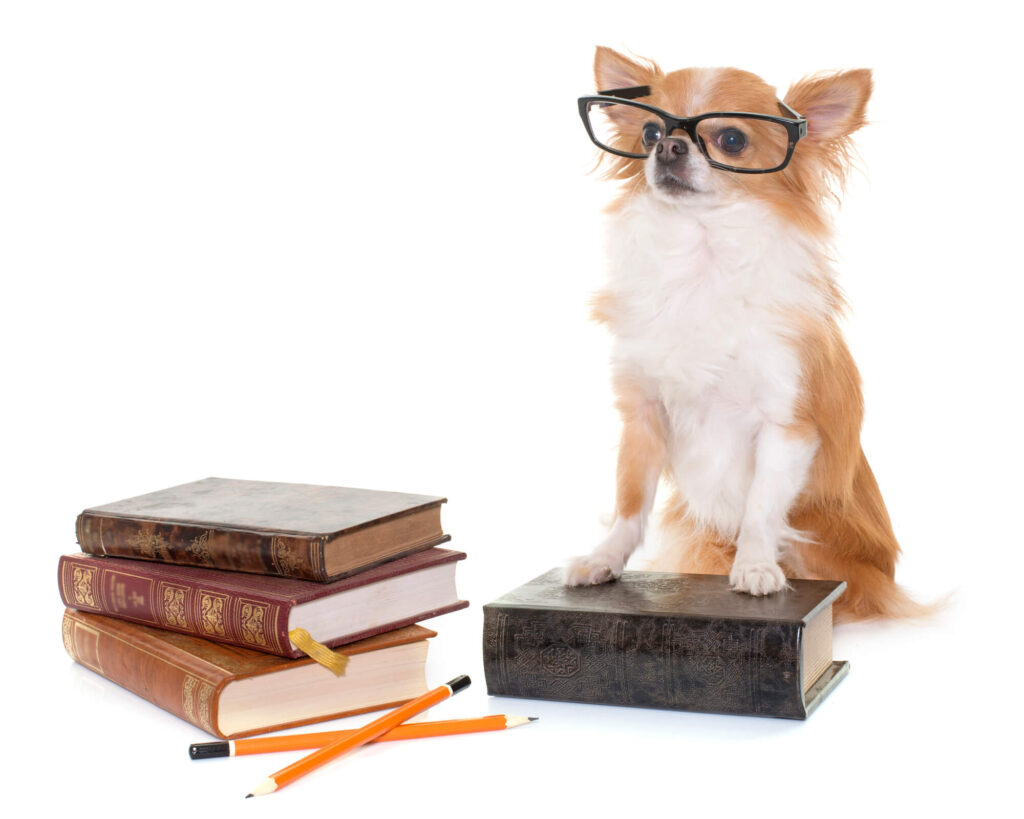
482,570,846,720
76,477,447,581
59,548,466,657
63,608,436,738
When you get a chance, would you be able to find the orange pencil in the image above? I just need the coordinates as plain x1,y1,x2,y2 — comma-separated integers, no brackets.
190,715,536,759
246,675,470,798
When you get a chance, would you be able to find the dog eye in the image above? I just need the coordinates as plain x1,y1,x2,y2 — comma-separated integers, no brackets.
641,121,664,149
717,127,747,154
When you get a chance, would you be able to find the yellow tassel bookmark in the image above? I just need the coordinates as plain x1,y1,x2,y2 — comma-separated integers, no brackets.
288,629,350,676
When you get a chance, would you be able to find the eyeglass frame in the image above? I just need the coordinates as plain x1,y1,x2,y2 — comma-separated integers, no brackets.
577,85,809,174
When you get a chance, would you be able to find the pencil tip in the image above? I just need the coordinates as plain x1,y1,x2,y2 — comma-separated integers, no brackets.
529,717,539,721
245,794,253,799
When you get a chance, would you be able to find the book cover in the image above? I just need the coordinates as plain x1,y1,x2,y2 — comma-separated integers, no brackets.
482,569,848,720
63,608,437,738
76,477,449,581
59,548,468,657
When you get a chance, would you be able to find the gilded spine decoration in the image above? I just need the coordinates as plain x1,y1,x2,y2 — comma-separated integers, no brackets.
75,516,322,579
70,565,98,608
199,592,227,637
239,601,270,648
183,675,216,735
57,555,288,656
187,530,215,565
161,584,189,628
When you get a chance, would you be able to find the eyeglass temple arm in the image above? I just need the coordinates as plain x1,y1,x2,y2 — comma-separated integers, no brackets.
777,99,808,137
596,85,651,99
596,86,808,139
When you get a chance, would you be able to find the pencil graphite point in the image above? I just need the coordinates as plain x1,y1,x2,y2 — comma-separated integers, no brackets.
246,777,277,798
247,677,473,795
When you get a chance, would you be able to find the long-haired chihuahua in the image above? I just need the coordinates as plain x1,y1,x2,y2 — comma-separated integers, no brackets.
565,47,926,622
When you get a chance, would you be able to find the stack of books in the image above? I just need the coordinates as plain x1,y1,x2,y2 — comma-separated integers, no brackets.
58,477,467,739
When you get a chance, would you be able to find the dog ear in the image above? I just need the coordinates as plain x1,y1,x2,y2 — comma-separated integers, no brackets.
594,46,661,92
784,69,872,143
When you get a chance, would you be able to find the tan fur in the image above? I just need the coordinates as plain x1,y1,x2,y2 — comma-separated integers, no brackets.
593,48,927,622
611,375,667,518
593,49,872,237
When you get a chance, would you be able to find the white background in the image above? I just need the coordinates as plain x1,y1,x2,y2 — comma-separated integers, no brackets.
2,2,1020,816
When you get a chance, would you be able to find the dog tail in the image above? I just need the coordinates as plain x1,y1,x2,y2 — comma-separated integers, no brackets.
828,560,951,623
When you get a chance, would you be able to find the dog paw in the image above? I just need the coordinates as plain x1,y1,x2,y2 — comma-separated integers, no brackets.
730,560,787,596
564,554,623,586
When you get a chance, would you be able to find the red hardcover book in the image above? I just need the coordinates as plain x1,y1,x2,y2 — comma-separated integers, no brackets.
75,477,449,581
59,547,467,658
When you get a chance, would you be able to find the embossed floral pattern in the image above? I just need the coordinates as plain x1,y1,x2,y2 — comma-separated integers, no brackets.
187,530,215,565
240,602,268,646
200,593,226,636
71,566,97,607
163,586,188,627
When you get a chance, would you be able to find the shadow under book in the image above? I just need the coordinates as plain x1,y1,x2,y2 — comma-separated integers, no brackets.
483,570,848,720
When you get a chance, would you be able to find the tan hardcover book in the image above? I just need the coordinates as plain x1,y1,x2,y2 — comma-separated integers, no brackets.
62,608,436,738
76,477,449,581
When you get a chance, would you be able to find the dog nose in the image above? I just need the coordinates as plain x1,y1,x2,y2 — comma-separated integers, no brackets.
655,137,688,163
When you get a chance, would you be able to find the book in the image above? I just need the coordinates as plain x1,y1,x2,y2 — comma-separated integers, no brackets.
58,547,468,658
482,569,848,720
76,477,450,581
62,608,436,738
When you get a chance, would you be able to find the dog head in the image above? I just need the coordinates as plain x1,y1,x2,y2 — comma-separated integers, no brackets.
586,47,872,231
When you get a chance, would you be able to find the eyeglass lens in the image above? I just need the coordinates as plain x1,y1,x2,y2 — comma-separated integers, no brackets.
586,101,790,171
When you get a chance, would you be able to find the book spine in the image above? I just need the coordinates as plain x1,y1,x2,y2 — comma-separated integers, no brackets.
58,554,295,657
62,609,226,738
482,605,808,719
76,512,328,581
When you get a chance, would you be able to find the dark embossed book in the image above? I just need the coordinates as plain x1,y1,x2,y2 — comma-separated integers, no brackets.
76,477,449,582
482,569,848,720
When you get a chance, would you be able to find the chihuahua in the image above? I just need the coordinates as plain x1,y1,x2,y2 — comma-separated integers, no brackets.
565,47,924,621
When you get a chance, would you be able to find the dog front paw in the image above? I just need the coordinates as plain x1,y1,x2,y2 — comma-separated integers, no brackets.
564,554,624,586
730,560,787,596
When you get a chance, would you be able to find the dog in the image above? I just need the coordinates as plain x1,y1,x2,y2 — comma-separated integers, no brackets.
564,47,925,621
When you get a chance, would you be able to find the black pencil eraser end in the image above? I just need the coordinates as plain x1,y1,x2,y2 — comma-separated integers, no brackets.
190,741,230,759
446,674,471,694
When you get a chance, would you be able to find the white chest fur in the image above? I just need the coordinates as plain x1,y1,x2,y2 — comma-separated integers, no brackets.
605,195,827,536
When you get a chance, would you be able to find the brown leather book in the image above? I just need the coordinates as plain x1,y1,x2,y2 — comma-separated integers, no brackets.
483,569,849,720
76,477,449,581
63,608,437,738
58,548,468,657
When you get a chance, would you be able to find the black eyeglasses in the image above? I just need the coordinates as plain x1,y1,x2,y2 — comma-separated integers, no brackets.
578,85,808,174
